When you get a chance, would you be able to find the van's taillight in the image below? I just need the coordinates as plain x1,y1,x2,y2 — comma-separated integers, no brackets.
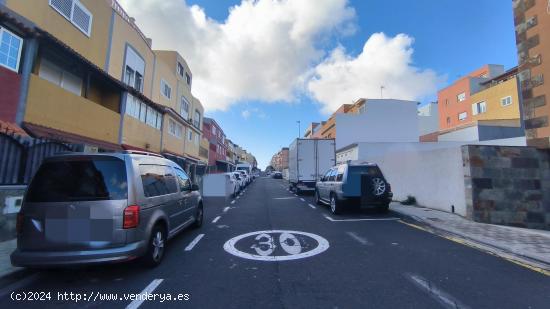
16,212,24,234
123,205,140,229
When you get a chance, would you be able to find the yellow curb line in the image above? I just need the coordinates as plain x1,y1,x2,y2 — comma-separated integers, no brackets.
398,220,550,277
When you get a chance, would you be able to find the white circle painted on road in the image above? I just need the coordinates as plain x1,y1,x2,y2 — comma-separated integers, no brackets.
223,230,329,261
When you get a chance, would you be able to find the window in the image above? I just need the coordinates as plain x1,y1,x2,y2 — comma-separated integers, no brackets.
161,79,172,99
174,168,191,191
212,126,216,135
185,72,192,86
188,130,193,141
501,96,512,107
446,117,451,126
457,92,466,102
49,0,93,36
472,101,487,115
26,157,128,202
139,165,178,197
328,169,337,181
177,62,184,78
180,96,190,119
125,94,161,130
39,58,82,96
123,46,145,92
195,133,199,146
168,118,182,138
445,99,449,106
458,112,468,121
194,110,201,128
0,27,23,72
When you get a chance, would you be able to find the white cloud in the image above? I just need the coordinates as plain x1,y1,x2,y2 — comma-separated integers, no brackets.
307,33,444,114
119,0,356,111
241,109,251,119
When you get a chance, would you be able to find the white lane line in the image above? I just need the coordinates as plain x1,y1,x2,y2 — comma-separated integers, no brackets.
125,279,164,309
346,231,371,245
184,234,205,251
405,273,471,309
273,197,295,200
236,196,240,199
323,214,400,222
0,273,41,299
212,216,221,223
308,203,317,209
231,200,236,204
300,198,305,202
223,207,230,213
294,194,298,197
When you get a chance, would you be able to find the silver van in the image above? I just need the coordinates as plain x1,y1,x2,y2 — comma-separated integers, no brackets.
11,151,203,268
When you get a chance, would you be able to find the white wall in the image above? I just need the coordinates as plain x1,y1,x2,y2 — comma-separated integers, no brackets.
339,137,528,216
335,99,419,149
439,126,479,142
418,103,439,135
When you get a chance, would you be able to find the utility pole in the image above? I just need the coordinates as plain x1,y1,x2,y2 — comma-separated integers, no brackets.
297,121,301,138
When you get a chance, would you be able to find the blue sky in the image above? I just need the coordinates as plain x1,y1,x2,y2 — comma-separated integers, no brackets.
187,0,518,169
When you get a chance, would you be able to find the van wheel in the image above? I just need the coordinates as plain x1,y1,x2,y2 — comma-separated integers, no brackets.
330,194,342,215
193,204,204,228
143,225,166,267
315,190,322,205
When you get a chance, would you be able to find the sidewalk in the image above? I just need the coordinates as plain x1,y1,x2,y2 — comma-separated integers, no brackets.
391,203,550,269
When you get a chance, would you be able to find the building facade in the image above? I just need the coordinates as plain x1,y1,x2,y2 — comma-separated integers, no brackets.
203,117,229,172
513,0,550,147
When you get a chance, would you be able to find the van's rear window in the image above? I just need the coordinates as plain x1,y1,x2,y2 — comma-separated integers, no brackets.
26,157,128,202
348,166,383,177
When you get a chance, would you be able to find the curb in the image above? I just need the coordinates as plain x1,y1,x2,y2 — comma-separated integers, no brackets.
393,208,550,275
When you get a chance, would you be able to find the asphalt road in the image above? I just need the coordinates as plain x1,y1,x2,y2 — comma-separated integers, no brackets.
1,177,549,308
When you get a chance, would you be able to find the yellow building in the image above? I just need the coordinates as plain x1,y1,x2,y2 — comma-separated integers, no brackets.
470,70,521,124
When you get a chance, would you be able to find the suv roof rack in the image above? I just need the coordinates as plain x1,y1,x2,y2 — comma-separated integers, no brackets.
122,150,164,158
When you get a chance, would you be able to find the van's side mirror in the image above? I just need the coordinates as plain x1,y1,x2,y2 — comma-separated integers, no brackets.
191,184,200,191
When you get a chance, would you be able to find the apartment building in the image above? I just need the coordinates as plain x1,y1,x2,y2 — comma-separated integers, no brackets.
313,104,353,139
437,64,506,130
303,122,320,138
437,67,524,142
0,0,214,181
203,117,230,172
513,0,550,148
270,148,289,171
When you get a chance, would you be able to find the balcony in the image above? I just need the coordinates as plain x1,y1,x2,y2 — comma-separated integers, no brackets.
24,75,120,144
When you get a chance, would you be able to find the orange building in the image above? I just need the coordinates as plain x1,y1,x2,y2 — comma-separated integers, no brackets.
438,65,506,131
513,0,550,148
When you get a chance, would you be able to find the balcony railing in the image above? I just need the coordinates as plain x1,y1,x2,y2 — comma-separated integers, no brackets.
109,0,151,47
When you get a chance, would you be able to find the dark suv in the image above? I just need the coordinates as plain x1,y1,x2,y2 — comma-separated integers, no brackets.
315,161,393,214
12,151,203,268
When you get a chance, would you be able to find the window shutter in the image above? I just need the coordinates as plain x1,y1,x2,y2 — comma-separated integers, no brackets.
72,2,92,35
50,0,73,19
471,103,478,115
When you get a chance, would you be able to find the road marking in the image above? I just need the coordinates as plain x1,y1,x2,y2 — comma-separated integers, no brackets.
231,200,236,204
236,196,240,199
125,279,164,309
294,194,298,197
399,220,550,276
300,198,305,202
223,207,230,212
274,197,295,200
346,231,371,245
212,216,221,223
224,230,330,261
323,214,400,222
308,203,316,209
405,273,470,309
0,273,41,299
185,234,205,251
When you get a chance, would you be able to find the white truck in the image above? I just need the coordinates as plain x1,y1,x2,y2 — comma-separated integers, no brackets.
288,138,336,194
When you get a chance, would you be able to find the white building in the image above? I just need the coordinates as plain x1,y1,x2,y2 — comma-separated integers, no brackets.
335,99,420,150
417,102,439,136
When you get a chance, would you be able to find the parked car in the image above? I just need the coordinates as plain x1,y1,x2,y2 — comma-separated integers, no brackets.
315,161,392,214
232,172,245,191
238,170,251,185
11,151,203,268
225,172,240,197
272,172,283,179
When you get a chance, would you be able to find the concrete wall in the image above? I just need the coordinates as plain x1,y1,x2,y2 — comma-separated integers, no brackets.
418,103,439,135
335,99,419,149
439,126,480,142
463,145,550,230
